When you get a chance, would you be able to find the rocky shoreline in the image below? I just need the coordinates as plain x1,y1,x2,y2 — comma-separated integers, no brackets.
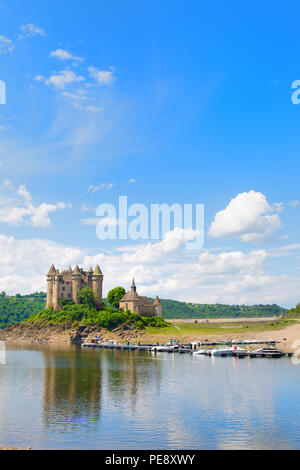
0,321,143,345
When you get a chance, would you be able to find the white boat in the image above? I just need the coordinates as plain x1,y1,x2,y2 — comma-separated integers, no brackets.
210,347,234,357
151,345,171,352
231,345,248,357
193,349,207,356
211,346,247,357
165,340,180,351
101,340,119,347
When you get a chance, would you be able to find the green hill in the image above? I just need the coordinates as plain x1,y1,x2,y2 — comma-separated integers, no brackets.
0,292,46,329
150,299,287,319
0,291,288,329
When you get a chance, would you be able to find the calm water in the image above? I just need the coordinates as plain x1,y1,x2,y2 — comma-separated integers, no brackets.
0,344,300,450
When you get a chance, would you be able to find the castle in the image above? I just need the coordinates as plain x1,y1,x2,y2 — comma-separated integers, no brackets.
119,279,163,317
46,264,103,310
46,266,163,317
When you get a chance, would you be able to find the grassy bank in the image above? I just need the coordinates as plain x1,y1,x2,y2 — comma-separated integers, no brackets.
139,318,296,343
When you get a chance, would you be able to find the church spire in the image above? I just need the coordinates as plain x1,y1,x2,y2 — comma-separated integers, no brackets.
131,278,137,293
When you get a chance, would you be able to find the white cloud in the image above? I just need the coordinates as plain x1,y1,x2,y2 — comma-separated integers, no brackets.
0,229,298,306
0,183,69,227
268,244,300,258
196,250,266,275
1,180,14,190
50,49,83,62
127,178,136,184
88,66,116,85
0,35,14,55
35,70,84,90
19,23,46,40
88,183,115,192
0,235,83,294
81,203,96,212
288,200,300,208
17,184,32,203
209,191,282,243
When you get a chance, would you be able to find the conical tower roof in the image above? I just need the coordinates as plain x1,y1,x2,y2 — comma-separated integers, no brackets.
154,296,161,306
73,265,81,275
48,264,56,275
93,265,103,276
67,265,72,272
88,267,93,273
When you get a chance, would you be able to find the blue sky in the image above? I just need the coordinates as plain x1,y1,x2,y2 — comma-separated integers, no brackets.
0,0,300,306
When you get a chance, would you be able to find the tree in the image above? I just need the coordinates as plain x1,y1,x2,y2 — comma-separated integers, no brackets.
79,287,97,309
107,287,126,309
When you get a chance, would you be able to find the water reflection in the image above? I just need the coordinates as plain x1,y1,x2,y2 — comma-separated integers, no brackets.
41,348,163,434
42,347,103,429
1,345,300,449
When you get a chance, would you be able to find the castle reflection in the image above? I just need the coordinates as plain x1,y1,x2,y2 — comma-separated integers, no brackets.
42,347,162,430
42,347,103,428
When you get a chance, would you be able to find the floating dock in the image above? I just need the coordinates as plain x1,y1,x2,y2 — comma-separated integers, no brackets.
82,342,293,358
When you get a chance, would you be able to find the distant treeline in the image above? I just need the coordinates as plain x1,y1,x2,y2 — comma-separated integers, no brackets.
287,303,300,318
0,292,46,329
149,299,288,319
0,292,289,329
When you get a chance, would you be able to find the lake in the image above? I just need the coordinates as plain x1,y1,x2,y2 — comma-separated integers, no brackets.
0,344,300,450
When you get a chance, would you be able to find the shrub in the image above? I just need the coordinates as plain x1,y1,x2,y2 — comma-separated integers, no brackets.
107,287,126,309
79,287,98,308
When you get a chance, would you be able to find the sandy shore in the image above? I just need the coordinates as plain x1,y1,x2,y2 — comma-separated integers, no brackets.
253,321,300,352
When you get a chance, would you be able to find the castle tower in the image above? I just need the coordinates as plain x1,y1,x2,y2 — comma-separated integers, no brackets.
52,269,60,311
72,265,82,304
154,296,163,317
92,265,104,310
46,265,56,309
87,267,93,289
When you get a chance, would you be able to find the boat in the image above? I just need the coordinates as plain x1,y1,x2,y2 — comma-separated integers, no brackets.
100,340,119,348
210,345,248,357
151,345,170,352
252,348,285,358
165,340,180,351
210,347,234,357
231,345,248,357
193,349,207,356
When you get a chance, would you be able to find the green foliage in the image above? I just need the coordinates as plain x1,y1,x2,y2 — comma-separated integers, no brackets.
148,299,287,319
0,292,46,329
287,303,300,317
27,304,168,331
107,287,126,308
58,298,75,307
79,287,98,308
